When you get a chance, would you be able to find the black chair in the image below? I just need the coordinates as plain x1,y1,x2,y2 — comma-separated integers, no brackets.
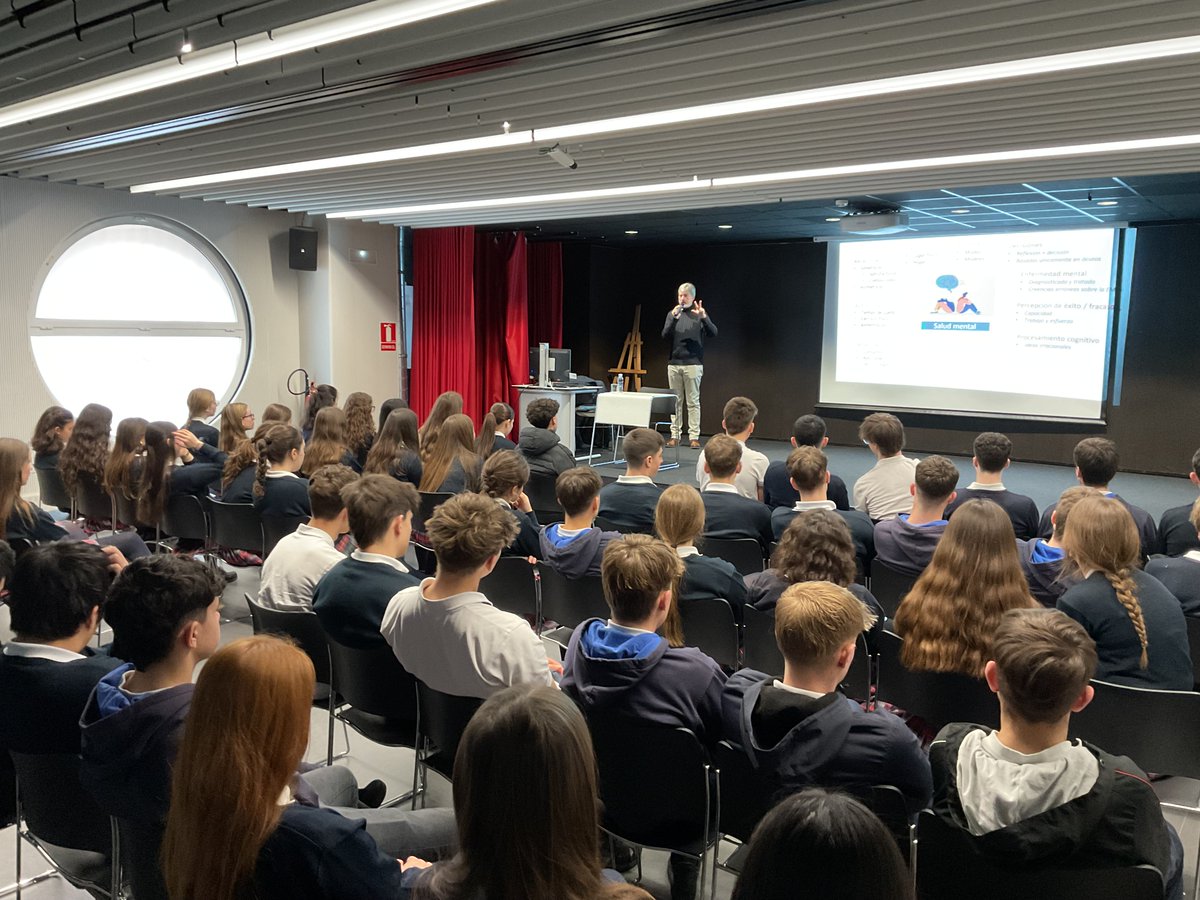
869,560,918,618
112,490,147,534
412,681,483,804
326,637,420,805
480,555,539,621
537,567,609,633
73,474,115,527
160,492,210,548
414,491,454,533
742,605,784,674
524,473,563,524
209,499,264,556
261,514,309,558
1185,615,1200,691
246,594,345,765
587,715,720,899
35,466,74,515
1066,678,1200,899
10,751,119,898
699,537,764,577
915,809,1163,900
678,597,738,669
593,514,645,535
875,630,998,731
115,818,166,900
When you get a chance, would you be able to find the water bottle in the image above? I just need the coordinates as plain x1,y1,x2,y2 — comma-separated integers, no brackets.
615,374,625,392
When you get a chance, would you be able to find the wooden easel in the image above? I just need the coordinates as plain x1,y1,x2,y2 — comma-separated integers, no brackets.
609,305,648,391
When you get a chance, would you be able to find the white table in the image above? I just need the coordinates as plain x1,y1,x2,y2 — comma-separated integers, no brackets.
513,385,597,455
589,390,679,470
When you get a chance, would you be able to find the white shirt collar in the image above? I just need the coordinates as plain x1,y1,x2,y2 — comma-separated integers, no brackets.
967,481,1007,492
772,679,827,700
607,620,656,636
266,469,300,479
675,545,700,558
703,483,740,494
617,474,655,484
1184,550,1200,564
351,549,410,573
792,499,836,511
295,522,335,546
3,641,86,662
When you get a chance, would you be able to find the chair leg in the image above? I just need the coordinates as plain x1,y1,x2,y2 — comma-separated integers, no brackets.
109,817,120,900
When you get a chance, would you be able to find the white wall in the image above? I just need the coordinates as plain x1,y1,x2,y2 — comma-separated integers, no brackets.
0,175,401,452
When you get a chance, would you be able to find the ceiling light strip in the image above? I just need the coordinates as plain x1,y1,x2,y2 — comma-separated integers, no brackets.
127,33,1200,195
0,0,501,131
327,132,1200,219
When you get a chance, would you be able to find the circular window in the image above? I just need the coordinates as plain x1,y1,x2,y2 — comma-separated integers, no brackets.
29,217,251,427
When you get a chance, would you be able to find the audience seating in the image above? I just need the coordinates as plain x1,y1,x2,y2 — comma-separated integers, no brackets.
479,556,539,621
678,597,739,669
1067,678,1200,899
914,809,1163,900
587,715,720,899
159,493,210,552
112,490,146,535
209,499,264,557
414,491,454,534
875,630,998,731
114,818,167,900
412,681,483,805
699,536,764,577
741,605,784,674
593,514,646,534
261,514,309,559
869,560,918,618
1185,616,1200,691
523,473,564,525
72,474,114,527
537,568,609,634
245,594,346,765
34,466,73,517
10,751,120,899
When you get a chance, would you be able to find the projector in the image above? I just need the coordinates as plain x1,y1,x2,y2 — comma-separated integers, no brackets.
839,212,910,235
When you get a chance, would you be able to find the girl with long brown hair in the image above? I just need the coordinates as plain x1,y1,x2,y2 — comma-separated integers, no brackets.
58,402,112,495
404,684,651,900
893,499,1036,676
261,403,292,425
419,414,481,493
162,636,413,900
364,407,424,485
475,401,516,459
1058,494,1192,689
103,416,148,498
219,402,255,453
221,422,272,502
343,392,377,469
303,407,355,476
138,422,228,526
30,405,74,469
302,383,338,442
418,391,463,459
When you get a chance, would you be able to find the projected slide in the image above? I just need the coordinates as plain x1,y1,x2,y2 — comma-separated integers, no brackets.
820,229,1118,420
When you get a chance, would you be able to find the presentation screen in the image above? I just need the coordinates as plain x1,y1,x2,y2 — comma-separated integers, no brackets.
820,228,1120,421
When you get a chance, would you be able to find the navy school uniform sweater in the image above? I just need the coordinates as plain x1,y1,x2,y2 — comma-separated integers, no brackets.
945,486,1040,541
1158,503,1200,558
313,555,420,648
701,488,773,551
498,503,542,559
182,419,220,448
679,552,748,614
0,650,123,754
598,480,662,533
221,464,256,503
562,618,726,745
1145,555,1200,617
5,503,69,543
771,505,875,573
253,471,311,518
491,433,517,454
389,449,424,488
1057,569,1192,690
170,442,227,500
434,456,483,494
762,461,851,511
872,515,947,577
721,670,931,814
1039,494,1160,559
538,524,623,579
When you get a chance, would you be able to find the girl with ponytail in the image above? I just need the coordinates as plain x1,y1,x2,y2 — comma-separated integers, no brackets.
475,402,516,459
251,425,310,518
1059,494,1191,689
138,422,228,526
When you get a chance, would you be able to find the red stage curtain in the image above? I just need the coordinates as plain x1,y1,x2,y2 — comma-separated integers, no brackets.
527,241,563,347
474,231,528,419
411,226,476,420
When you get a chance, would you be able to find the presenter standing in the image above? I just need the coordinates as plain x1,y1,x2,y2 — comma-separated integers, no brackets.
662,282,718,448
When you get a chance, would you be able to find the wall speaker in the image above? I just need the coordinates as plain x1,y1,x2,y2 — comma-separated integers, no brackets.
289,227,318,271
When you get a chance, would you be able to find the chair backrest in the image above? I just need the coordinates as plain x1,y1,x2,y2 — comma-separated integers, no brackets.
587,713,716,850
161,492,209,543
261,514,309,559
915,810,1163,900
415,680,483,772
10,751,112,854
117,818,168,900
869,560,918,618
678,597,738,668
326,637,418,737
593,514,646,535
524,473,563,522
875,630,998,732
742,605,783,674
1067,679,1200,779
699,536,764,577
113,489,147,531
245,594,333,689
479,555,539,620
73,473,114,524
537,567,609,630
1185,615,1200,691
209,499,264,555
35,466,73,512
414,492,455,533
713,740,775,843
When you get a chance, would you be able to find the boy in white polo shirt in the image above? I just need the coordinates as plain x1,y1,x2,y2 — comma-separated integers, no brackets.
852,412,918,522
380,492,556,699
696,396,769,501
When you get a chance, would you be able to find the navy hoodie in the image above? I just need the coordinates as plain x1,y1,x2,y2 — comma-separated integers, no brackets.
1016,538,1069,607
721,669,931,814
538,524,622,579
873,515,947,577
562,618,726,744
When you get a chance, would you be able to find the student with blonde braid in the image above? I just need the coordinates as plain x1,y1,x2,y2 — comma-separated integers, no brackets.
252,425,310,518
1057,494,1191,689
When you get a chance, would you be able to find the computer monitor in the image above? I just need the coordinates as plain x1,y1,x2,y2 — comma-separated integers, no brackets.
529,347,572,384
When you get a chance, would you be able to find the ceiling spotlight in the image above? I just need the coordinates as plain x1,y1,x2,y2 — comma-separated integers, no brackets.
1096,199,1120,206
540,143,577,170
624,230,638,235
825,217,841,222
718,224,733,230
950,208,971,214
